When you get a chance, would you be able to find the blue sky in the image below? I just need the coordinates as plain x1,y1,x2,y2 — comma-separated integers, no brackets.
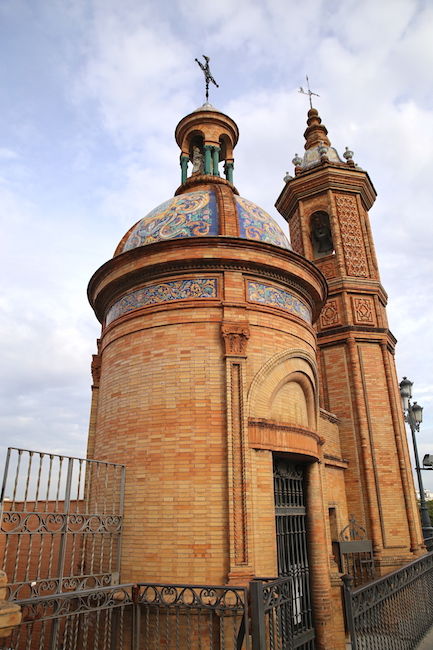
1,0,433,490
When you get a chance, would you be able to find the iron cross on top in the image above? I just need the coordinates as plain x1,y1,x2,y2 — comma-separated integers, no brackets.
299,75,320,109
195,55,219,103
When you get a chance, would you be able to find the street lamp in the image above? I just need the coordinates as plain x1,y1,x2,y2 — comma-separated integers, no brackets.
399,376,433,550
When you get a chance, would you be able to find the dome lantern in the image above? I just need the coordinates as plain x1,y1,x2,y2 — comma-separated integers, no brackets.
175,104,239,186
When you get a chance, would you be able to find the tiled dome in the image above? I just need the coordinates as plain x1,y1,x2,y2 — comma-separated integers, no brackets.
115,189,291,255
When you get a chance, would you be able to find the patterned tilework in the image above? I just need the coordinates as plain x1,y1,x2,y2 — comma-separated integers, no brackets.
106,278,218,325
247,281,311,323
236,196,291,249
122,191,218,252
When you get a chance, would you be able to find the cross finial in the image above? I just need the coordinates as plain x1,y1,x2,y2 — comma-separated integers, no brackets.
195,55,219,103
298,75,320,109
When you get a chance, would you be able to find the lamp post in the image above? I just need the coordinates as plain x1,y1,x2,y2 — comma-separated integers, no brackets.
399,377,433,550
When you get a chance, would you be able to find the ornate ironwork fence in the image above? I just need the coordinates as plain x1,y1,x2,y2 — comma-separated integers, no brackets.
342,551,433,650
1,584,135,650
0,582,249,649
0,448,125,601
250,577,315,650
336,516,375,587
135,582,249,649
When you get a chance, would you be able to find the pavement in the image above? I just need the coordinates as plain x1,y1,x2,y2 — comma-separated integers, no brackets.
417,627,433,649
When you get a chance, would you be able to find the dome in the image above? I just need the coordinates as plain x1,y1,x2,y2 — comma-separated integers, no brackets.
115,189,291,255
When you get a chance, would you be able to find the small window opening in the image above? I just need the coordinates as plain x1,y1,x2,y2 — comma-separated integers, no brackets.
311,211,334,258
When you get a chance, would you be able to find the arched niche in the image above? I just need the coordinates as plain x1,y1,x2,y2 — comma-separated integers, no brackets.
310,210,334,258
269,370,314,427
247,350,318,430
219,134,233,162
187,130,205,159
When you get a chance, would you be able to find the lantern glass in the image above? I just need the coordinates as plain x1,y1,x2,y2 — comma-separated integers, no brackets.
412,402,423,424
399,377,413,400
423,454,433,468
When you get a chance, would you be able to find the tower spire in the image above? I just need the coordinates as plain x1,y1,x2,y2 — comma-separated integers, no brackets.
303,108,331,150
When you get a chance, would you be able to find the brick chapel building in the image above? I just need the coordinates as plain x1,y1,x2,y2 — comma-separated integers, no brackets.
86,102,423,648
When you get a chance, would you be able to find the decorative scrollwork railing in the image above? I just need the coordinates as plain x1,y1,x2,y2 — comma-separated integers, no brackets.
5,572,113,601
336,515,375,587
137,582,246,610
136,582,249,649
343,551,433,650
250,576,315,650
1,581,249,649
0,448,125,603
17,584,135,623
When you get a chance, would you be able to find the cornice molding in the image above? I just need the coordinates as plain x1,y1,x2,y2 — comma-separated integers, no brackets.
88,238,328,324
174,174,239,196
317,326,397,347
326,277,388,304
275,166,377,218
319,408,340,424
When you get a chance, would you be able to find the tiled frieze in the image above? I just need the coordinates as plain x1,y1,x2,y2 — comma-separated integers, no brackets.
246,281,311,323
106,278,218,325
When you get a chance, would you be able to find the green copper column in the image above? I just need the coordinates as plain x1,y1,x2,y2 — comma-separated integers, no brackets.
204,145,212,175
212,147,220,176
180,155,189,184
225,161,234,183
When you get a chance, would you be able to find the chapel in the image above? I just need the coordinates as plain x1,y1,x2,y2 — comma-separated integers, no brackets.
85,98,423,649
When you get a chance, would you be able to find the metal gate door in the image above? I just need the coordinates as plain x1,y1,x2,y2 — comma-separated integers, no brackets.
274,457,315,649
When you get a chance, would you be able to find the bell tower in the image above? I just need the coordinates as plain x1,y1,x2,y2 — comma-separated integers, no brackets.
275,108,423,568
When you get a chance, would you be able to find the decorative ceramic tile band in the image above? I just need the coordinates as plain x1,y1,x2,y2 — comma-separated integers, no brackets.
122,191,218,252
236,196,290,249
106,278,218,325
247,281,312,323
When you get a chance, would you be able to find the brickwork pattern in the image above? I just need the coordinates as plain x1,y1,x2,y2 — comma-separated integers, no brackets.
289,210,303,254
352,296,375,325
320,299,341,329
335,194,369,277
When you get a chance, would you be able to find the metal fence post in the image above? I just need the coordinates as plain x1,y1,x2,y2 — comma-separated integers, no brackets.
250,580,266,650
131,584,140,650
50,456,74,650
341,574,357,650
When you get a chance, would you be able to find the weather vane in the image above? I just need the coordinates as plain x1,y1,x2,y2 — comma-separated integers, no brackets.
195,55,219,103
299,75,320,109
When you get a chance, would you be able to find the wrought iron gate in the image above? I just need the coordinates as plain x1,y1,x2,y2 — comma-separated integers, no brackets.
0,447,125,601
273,457,315,649
336,515,375,587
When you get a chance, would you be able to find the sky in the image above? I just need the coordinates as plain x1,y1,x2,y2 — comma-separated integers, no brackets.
1,0,433,491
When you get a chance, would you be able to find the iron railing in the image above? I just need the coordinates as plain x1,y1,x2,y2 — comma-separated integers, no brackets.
343,551,433,650
336,516,375,587
0,581,249,649
135,582,249,649
0,583,135,650
250,576,315,650
0,448,125,601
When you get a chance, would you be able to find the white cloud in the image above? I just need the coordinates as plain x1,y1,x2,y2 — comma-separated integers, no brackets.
0,0,432,489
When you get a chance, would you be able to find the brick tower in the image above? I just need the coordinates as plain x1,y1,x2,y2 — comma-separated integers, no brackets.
86,101,350,646
85,102,423,649
275,107,423,571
